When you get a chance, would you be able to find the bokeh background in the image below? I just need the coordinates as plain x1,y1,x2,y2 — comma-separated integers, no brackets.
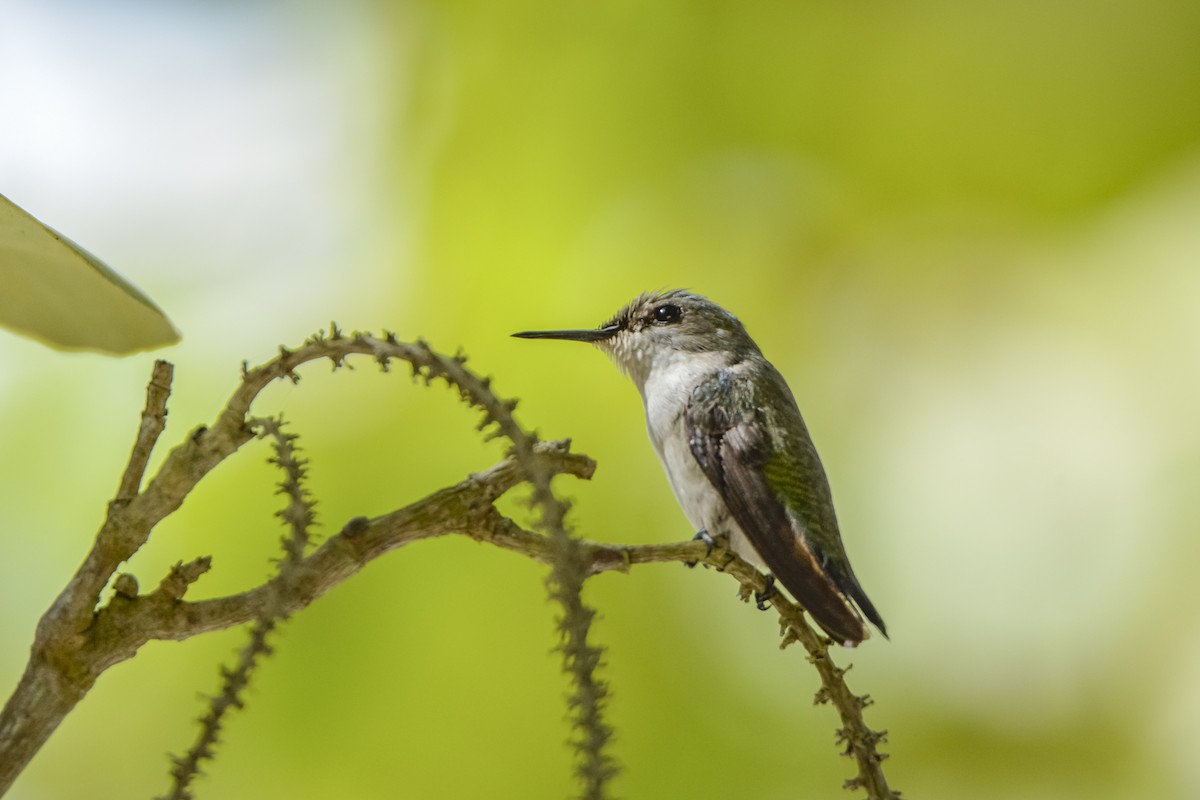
3,1,1199,798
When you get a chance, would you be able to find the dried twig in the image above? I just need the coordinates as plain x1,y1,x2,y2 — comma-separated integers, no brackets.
115,359,173,501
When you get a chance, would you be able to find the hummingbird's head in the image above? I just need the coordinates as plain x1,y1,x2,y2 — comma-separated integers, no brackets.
513,289,759,390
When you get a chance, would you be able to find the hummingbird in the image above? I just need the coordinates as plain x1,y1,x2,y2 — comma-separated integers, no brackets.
513,289,886,647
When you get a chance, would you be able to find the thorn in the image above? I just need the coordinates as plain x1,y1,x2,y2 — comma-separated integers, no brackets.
737,583,753,603
780,627,800,650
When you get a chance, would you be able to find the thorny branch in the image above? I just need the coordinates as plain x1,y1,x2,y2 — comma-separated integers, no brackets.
0,330,896,800
161,418,316,800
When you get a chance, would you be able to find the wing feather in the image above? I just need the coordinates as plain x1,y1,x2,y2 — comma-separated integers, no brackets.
686,368,883,645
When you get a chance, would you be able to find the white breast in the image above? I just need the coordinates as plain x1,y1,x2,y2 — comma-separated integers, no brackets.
637,352,754,557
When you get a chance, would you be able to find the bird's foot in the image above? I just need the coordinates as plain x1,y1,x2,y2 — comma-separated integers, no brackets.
754,575,778,610
685,529,726,568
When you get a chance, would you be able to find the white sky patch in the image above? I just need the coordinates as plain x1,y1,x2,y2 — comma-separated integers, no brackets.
0,1,402,354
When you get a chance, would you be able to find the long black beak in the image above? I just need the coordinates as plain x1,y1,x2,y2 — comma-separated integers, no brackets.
511,325,619,343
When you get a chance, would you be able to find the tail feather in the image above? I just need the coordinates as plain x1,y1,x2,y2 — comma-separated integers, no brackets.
839,569,888,639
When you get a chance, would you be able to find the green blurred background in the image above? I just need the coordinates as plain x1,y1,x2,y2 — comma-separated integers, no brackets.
3,1,1200,797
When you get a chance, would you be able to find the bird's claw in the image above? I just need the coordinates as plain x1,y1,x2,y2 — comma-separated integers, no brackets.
685,529,722,569
754,575,778,610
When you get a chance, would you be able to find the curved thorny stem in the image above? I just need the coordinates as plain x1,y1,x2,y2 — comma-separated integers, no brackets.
160,417,316,800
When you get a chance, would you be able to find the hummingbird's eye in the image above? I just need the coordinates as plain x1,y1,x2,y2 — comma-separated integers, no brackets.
652,304,682,324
